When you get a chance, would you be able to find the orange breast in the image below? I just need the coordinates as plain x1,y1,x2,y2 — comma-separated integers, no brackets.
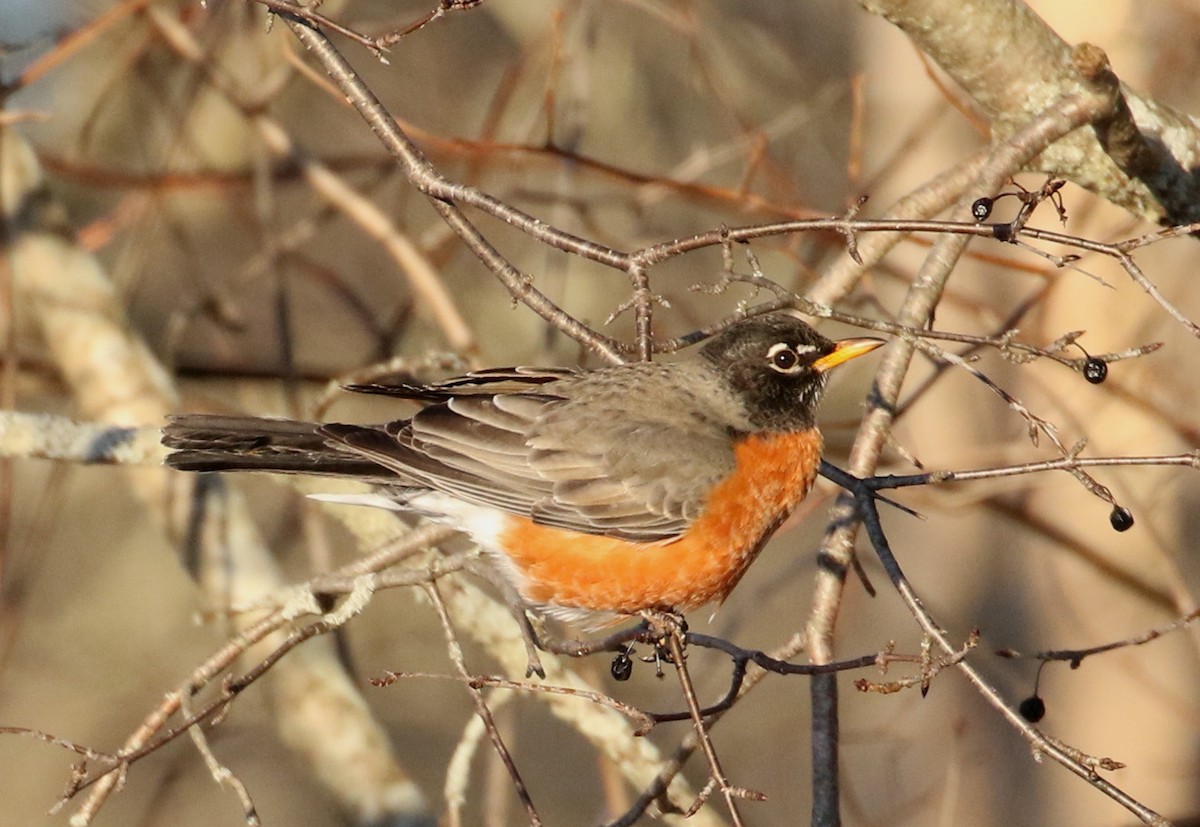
497,430,823,615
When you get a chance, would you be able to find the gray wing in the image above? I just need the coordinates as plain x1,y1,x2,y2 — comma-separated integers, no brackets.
323,363,739,542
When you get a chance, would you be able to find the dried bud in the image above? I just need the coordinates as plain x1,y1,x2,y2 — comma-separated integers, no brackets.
1018,695,1046,722
1110,506,1134,532
1083,358,1108,384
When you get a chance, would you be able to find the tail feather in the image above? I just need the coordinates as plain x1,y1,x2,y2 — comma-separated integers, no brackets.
163,414,389,479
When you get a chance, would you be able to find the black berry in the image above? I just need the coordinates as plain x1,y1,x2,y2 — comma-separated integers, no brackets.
971,197,993,221
611,652,633,681
1083,358,1108,384
1018,695,1046,722
1110,506,1134,532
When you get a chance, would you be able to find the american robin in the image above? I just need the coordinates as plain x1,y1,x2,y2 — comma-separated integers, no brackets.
164,314,883,624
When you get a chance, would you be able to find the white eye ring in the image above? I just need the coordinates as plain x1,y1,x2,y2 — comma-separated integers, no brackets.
767,342,811,373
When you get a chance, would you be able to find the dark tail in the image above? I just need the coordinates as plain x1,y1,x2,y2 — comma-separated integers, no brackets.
163,414,388,479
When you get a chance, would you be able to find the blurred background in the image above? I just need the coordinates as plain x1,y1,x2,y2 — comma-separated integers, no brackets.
1,1,1198,825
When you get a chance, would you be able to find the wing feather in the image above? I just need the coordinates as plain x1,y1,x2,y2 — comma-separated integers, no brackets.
321,362,743,542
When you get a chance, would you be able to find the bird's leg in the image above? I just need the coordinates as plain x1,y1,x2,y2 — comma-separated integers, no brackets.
638,609,689,678
514,610,548,680
462,556,547,678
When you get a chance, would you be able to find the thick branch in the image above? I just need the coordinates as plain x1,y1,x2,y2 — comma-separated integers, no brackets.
860,0,1200,225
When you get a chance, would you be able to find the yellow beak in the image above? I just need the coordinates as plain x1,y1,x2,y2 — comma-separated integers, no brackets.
811,337,886,373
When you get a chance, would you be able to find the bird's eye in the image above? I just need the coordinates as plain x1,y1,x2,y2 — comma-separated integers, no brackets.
767,342,801,373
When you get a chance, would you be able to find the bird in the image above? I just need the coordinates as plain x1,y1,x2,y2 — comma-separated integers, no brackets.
163,314,883,626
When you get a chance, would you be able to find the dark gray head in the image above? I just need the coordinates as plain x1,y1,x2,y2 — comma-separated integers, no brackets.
700,314,884,430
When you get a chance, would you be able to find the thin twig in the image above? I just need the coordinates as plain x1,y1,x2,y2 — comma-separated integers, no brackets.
423,582,543,826
664,628,756,826
271,5,630,362
998,607,1200,668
